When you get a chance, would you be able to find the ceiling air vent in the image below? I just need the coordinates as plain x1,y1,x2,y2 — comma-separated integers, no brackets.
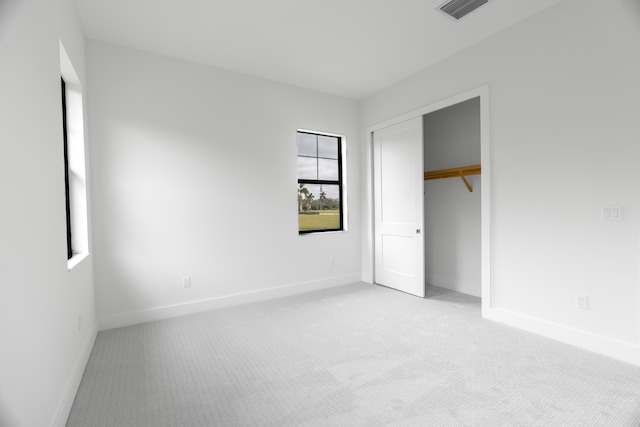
438,0,489,20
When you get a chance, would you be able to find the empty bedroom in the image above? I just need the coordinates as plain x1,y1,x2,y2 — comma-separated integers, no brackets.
1,0,640,426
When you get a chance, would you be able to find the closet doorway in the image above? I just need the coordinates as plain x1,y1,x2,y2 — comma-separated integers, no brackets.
371,86,490,309
424,97,481,298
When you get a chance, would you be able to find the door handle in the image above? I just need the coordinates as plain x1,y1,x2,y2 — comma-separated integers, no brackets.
416,229,421,234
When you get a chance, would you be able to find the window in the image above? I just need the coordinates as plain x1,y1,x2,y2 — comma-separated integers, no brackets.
61,78,73,259
297,130,344,233
60,41,89,269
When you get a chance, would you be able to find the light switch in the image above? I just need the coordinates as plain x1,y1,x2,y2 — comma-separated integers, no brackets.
601,206,621,221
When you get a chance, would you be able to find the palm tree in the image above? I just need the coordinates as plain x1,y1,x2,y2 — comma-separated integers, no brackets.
306,192,315,211
298,184,309,212
319,190,327,210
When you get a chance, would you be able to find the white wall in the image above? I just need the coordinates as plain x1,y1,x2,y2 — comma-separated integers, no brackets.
424,98,481,297
87,41,361,329
0,0,97,426
361,0,640,364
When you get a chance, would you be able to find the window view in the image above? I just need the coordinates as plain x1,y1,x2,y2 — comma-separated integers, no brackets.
297,131,343,233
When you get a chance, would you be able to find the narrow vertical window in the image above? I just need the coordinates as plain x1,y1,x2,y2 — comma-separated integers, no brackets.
61,77,73,259
60,41,89,269
297,131,344,233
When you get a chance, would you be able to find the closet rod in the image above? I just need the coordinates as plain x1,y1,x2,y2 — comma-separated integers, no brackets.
423,164,481,192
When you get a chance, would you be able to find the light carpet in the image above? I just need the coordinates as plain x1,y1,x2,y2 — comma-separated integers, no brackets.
67,283,640,426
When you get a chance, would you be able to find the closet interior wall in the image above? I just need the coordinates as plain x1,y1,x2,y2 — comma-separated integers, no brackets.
423,97,481,297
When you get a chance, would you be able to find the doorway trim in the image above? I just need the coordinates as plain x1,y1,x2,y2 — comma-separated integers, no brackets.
368,85,491,314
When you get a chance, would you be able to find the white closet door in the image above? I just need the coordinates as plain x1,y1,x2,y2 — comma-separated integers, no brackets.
373,117,425,297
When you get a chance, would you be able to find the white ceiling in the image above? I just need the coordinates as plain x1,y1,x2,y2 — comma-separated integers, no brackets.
73,0,564,99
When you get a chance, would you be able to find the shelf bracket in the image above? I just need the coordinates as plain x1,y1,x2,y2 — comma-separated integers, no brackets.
460,176,473,192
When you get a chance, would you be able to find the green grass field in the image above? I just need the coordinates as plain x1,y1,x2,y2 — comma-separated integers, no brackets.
298,210,340,231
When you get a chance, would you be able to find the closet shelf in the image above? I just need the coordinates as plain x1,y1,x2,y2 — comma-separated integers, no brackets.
423,164,481,192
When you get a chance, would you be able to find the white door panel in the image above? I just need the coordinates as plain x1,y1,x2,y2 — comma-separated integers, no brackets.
373,117,424,297
381,234,415,275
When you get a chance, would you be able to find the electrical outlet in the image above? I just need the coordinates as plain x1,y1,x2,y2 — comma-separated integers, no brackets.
575,294,588,310
182,276,191,288
329,258,336,268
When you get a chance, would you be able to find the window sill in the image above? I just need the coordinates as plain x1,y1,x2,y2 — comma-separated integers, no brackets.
299,230,346,235
67,252,89,271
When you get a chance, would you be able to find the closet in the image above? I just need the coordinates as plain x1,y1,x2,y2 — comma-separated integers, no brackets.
423,97,481,297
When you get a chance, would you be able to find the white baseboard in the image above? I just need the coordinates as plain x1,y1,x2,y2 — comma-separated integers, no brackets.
99,273,361,331
427,274,481,298
483,307,640,367
52,322,98,427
